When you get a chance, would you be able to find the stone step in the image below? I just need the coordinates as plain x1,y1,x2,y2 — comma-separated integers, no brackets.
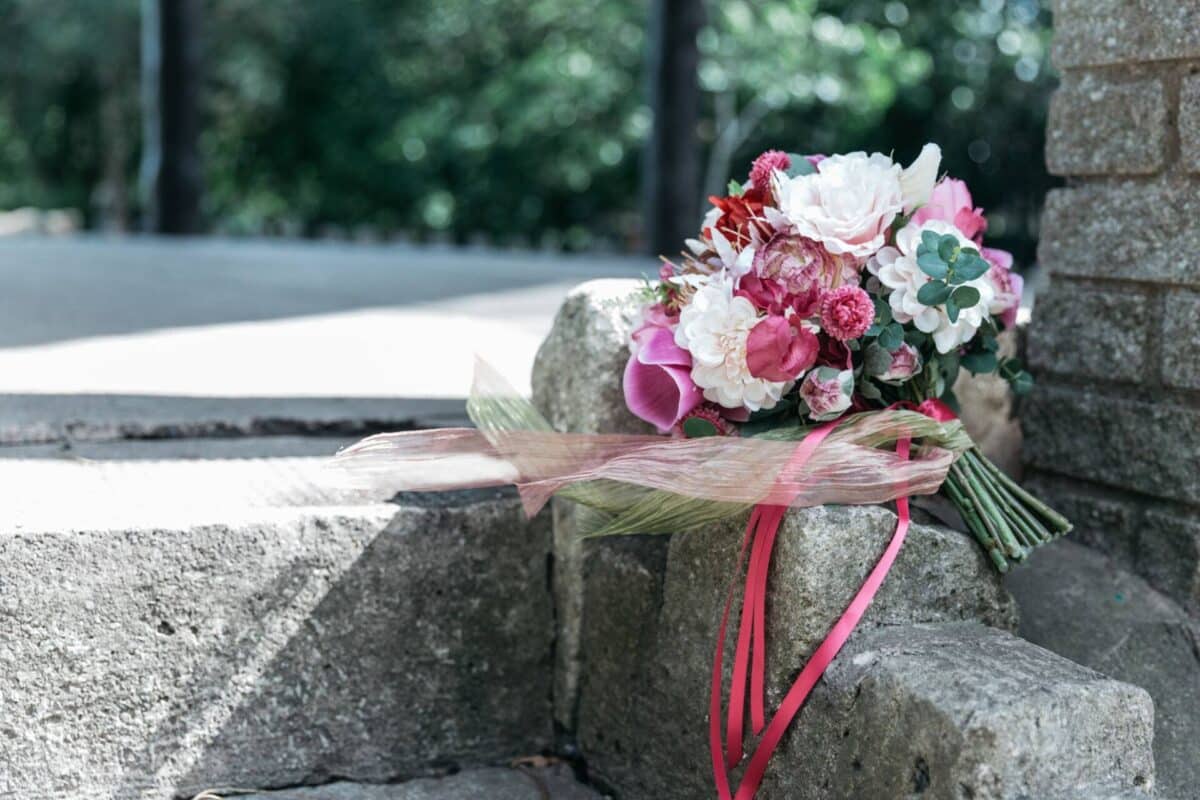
1006,538,1200,800
212,765,604,800
0,457,553,800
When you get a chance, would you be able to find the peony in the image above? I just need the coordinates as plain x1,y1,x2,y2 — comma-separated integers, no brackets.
911,178,987,242
799,367,854,421
752,233,858,294
673,276,790,411
624,305,704,433
746,316,818,382
867,219,995,354
769,146,941,260
871,341,922,382
819,285,875,341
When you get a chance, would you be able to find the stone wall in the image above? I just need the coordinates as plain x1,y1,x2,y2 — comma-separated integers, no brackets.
1026,0,1200,615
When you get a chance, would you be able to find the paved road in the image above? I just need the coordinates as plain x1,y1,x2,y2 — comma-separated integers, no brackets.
0,236,650,399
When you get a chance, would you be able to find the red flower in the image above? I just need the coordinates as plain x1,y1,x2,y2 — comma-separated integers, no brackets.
707,190,769,249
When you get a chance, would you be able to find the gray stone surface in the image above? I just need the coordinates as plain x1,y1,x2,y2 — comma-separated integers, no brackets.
1046,72,1166,176
1007,539,1200,800
1023,473,1144,567
233,766,604,800
1052,0,1200,68
530,279,666,731
0,460,553,800
1027,283,1149,383
1038,182,1200,286
1139,509,1200,615
1022,384,1200,504
1161,288,1200,390
1184,73,1200,174
576,505,1021,798
0,393,468,447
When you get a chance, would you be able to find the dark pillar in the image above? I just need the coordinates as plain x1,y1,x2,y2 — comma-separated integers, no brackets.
140,0,203,234
642,0,704,256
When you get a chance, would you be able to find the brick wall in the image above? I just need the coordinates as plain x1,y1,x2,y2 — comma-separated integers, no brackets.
1025,0,1200,614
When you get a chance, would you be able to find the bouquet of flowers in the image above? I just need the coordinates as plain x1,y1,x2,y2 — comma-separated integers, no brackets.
621,145,1069,571
335,143,1070,800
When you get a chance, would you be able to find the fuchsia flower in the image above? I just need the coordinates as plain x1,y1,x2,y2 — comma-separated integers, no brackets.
623,306,703,433
735,274,820,319
745,316,818,382
819,285,875,341
982,247,1023,329
911,178,987,243
749,150,792,189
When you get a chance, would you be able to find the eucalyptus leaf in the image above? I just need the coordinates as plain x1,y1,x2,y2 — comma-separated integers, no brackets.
917,252,949,279
727,178,744,196
1010,370,1035,395
786,154,816,177
917,280,951,306
872,296,892,325
858,377,884,401
937,235,959,262
864,342,893,376
920,230,941,252
682,417,719,438
955,252,990,281
946,296,960,323
952,285,981,308
878,323,904,352
961,351,999,374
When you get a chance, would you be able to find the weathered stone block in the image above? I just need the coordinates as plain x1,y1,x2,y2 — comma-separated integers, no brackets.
1139,509,1200,615
1046,73,1166,176
1183,73,1200,174
1007,538,1200,799
1023,472,1144,567
0,461,553,800
1039,182,1200,286
1052,0,1200,68
237,766,602,800
1022,384,1200,503
1161,288,1200,390
530,279,668,731
576,504,1020,798
1028,282,1149,382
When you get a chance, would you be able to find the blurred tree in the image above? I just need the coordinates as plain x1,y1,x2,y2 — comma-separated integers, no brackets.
0,0,1055,260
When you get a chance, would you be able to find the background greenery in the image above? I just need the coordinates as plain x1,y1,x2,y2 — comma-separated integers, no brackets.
0,0,1055,262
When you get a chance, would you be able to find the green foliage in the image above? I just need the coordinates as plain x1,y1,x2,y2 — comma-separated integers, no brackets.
0,0,1056,257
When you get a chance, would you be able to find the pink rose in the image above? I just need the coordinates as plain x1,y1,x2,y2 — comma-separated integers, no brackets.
623,306,703,433
911,178,987,243
799,367,853,421
819,285,875,341
982,247,1023,329
746,316,819,382
873,341,922,382
735,274,820,318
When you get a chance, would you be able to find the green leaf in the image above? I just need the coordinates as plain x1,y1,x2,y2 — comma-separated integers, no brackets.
917,251,949,279
872,296,892,326
878,322,904,352
937,234,959,262
940,353,960,387
786,154,816,177
858,377,884,401
1009,370,1034,395
727,178,744,196
903,329,929,347
979,335,999,353
951,285,981,308
916,280,951,306
865,323,883,337
955,251,990,281
864,342,892,376
682,417,719,438
920,230,941,253
946,296,960,323
961,351,999,374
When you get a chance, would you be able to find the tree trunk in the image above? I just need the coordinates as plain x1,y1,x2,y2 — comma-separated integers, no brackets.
642,0,705,257
139,0,203,234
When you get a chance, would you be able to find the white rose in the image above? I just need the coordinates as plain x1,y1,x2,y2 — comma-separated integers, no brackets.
867,219,995,354
673,274,789,411
770,152,904,261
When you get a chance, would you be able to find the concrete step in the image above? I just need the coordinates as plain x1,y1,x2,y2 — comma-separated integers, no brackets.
1007,538,1200,800
0,457,553,800
210,765,604,800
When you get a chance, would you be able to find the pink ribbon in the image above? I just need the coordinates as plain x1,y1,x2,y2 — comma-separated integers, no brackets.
710,424,913,799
